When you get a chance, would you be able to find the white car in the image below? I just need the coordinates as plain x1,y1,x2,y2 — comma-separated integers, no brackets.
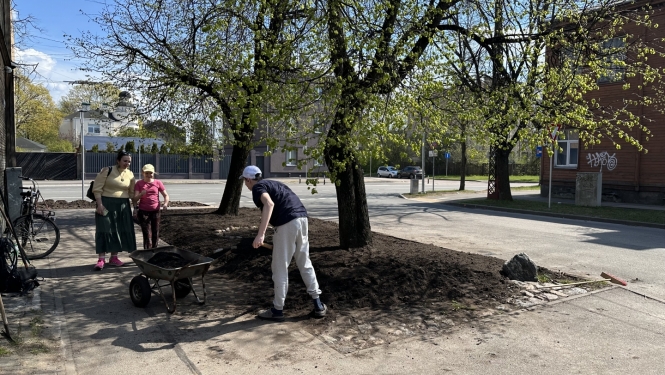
377,166,398,178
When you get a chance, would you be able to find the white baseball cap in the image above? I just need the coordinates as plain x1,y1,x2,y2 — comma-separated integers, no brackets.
240,165,262,180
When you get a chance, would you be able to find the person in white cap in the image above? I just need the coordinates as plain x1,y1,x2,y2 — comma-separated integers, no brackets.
240,165,327,321
133,164,170,249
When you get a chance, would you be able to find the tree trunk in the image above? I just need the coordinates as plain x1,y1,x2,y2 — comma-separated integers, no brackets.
324,103,372,249
215,143,251,215
459,139,467,191
333,162,372,249
494,148,513,201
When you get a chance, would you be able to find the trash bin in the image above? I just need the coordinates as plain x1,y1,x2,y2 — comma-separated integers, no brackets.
410,179,419,194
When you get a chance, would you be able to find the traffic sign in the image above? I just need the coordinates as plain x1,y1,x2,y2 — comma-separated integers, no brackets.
429,150,438,157
444,152,450,159
550,125,560,142
536,146,543,158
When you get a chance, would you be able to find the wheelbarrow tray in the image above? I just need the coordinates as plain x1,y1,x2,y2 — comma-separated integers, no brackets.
129,246,213,282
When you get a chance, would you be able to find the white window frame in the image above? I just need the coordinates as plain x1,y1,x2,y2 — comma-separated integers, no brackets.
286,149,297,166
88,123,101,134
554,129,579,168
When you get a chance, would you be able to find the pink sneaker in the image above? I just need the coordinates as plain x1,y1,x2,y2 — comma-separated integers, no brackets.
108,256,125,267
94,258,105,270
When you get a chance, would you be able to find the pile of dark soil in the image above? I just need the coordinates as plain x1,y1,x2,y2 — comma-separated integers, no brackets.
160,208,526,323
147,252,190,269
38,200,207,210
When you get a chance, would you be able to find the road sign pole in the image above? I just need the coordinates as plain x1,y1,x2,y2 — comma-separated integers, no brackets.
432,154,435,192
446,156,448,176
421,133,425,193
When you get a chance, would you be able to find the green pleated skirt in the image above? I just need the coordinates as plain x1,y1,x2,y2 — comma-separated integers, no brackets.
95,196,137,254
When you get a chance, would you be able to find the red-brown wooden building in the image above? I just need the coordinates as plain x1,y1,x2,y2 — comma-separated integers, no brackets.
541,0,665,206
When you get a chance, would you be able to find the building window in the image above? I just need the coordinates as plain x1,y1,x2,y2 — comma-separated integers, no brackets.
314,157,323,167
286,149,297,166
597,37,626,83
88,124,101,134
555,129,579,168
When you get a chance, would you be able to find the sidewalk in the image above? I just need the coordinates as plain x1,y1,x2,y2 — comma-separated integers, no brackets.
1,209,665,374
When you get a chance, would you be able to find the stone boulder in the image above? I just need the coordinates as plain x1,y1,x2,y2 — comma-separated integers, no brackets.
501,253,537,281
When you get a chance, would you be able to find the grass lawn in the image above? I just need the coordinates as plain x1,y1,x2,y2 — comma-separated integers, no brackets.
458,198,664,225
433,175,540,183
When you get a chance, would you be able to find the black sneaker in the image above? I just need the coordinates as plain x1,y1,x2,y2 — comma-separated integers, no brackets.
257,307,285,322
313,303,327,318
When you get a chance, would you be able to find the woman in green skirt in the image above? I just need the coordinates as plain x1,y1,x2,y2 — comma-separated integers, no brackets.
91,150,138,270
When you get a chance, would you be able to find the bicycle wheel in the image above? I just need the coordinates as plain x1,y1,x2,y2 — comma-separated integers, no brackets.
2,238,18,274
12,214,60,260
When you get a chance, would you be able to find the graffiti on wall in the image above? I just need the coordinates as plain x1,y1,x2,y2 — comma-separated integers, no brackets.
586,151,617,172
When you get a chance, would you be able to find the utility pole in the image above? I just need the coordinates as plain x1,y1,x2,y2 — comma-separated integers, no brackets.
79,103,90,200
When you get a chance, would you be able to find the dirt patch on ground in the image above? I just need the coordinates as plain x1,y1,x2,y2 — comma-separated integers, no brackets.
37,200,207,210
159,208,592,352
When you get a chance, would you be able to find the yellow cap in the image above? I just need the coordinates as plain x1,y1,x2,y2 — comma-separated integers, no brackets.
142,164,155,173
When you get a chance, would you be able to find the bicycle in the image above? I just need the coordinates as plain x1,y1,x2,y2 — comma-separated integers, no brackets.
12,177,60,260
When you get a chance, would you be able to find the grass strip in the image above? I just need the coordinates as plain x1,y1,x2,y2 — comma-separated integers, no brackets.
457,198,664,225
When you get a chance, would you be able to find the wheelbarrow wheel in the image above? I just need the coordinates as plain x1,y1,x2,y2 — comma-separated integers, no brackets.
174,279,192,299
130,275,151,307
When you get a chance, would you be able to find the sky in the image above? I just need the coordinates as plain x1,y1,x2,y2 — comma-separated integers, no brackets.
13,0,107,104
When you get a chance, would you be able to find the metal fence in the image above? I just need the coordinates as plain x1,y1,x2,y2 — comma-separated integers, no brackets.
133,154,156,174
219,154,232,179
17,153,78,180
86,153,208,175
192,155,214,173
159,154,189,174
86,153,116,174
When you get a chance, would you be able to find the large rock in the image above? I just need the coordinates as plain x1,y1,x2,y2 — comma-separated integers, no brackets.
502,253,537,281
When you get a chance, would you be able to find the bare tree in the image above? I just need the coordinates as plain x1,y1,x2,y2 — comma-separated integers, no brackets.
69,0,319,214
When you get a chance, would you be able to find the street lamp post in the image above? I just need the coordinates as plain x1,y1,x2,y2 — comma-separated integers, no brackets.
80,102,90,200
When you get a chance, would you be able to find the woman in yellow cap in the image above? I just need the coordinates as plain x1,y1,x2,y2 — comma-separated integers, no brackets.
133,164,169,249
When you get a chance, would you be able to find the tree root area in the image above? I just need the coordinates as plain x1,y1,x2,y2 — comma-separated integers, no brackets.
160,208,525,351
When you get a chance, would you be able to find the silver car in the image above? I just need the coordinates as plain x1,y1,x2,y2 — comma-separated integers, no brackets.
377,166,398,178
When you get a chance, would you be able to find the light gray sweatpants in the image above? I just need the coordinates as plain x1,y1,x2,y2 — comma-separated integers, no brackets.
271,217,321,310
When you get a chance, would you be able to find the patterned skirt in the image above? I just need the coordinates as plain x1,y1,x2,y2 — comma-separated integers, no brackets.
95,196,137,254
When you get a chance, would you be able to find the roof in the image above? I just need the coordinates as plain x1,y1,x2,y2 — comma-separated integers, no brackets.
63,109,110,120
16,137,47,150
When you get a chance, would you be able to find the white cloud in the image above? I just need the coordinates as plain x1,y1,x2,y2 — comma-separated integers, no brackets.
15,48,56,75
14,48,92,105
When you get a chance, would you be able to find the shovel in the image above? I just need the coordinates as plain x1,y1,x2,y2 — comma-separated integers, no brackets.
0,294,13,342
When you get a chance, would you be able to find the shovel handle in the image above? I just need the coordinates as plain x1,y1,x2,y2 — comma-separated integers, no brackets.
262,243,273,250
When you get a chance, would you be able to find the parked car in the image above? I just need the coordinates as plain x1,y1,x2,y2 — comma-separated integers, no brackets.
397,166,423,179
377,166,398,178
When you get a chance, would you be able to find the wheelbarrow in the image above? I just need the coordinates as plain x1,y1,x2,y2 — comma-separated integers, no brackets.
128,246,213,313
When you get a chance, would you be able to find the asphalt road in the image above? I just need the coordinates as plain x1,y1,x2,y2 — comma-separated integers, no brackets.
34,178,665,300
33,177,490,208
